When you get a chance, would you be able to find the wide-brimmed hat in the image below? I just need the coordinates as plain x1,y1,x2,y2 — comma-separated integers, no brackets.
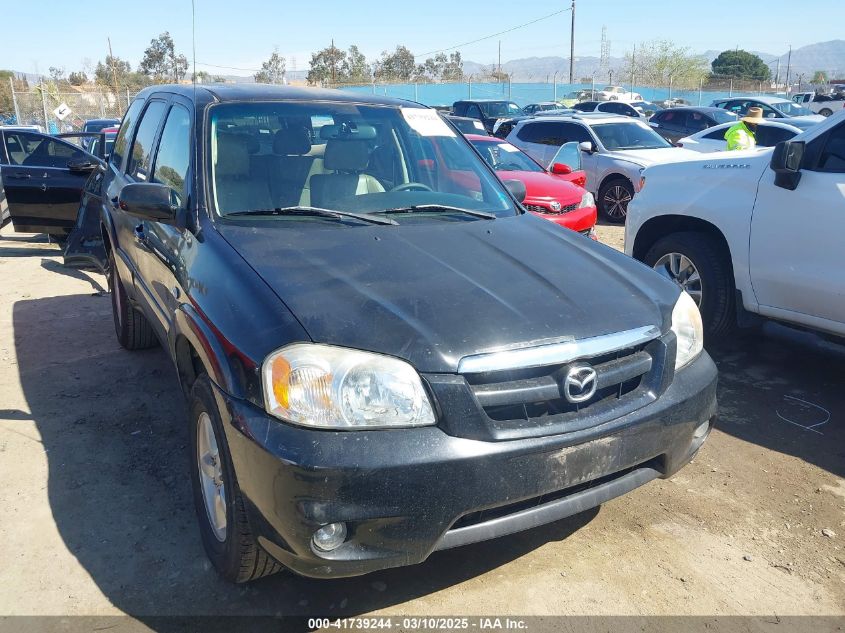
742,107,765,124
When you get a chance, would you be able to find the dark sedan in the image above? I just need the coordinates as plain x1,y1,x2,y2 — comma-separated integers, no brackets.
647,106,738,143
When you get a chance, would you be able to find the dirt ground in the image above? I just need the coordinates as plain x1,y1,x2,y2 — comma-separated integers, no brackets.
0,223,843,624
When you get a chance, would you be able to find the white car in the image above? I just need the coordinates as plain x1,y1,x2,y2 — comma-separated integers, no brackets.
710,95,824,130
504,113,701,222
792,91,845,117
596,86,643,103
626,110,845,339
678,120,802,153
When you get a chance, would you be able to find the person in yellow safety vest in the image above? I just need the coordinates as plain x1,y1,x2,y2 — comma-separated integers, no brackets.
724,106,764,151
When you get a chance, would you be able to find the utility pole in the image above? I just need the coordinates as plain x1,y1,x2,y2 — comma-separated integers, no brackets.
107,37,120,94
630,44,635,94
785,44,792,93
775,58,780,89
10,77,21,124
331,39,336,86
569,0,576,84
498,40,501,77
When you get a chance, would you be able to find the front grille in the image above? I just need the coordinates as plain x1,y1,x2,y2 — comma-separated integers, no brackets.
525,203,579,214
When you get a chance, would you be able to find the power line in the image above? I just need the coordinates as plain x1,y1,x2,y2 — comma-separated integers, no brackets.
415,8,571,59
195,61,262,72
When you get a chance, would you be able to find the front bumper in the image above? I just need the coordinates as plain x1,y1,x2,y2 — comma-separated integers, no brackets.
215,352,717,579
528,205,597,233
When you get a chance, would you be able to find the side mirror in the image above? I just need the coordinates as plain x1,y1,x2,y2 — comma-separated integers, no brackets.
118,183,179,223
578,141,596,154
550,162,572,175
68,159,97,173
503,179,527,203
770,140,805,190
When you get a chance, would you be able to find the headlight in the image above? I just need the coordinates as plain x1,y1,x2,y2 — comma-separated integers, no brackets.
671,291,704,370
579,191,594,208
262,343,435,429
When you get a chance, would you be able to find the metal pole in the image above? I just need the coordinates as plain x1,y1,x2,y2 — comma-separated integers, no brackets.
630,44,635,95
40,81,50,133
414,80,418,101
468,75,472,98
10,77,21,124
553,71,558,101
568,0,576,84
591,74,595,99
126,87,130,110
507,75,512,99
785,44,792,93
729,77,733,97
668,75,673,101
698,77,703,106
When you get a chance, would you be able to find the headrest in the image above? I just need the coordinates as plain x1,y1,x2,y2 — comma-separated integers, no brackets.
324,139,370,172
319,123,377,141
245,135,260,154
273,127,311,155
215,134,250,178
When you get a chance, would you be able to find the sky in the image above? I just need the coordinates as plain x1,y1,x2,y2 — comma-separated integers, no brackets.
3,0,844,77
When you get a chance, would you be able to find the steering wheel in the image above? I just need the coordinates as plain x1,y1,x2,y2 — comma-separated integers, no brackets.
389,182,433,193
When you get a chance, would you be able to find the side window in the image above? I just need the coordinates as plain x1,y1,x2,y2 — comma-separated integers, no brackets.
517,122,556,145
4,132,87,168
110,99,145,170
466,104,482,119
686,112,709,132
151,104,192,205
554,122,592,145
650,111,667,125
126,100,167,181
755,125,796,147
453,103,467,116
815,124,845,172
704,128,728,140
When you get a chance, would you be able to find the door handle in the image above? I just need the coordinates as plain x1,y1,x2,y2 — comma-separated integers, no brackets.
7,173,31,180
134,224,148,245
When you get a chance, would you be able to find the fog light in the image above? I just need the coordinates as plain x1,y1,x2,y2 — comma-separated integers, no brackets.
312,522,347,552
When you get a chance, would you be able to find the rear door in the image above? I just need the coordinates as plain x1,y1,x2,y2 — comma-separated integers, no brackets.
0,130,97,236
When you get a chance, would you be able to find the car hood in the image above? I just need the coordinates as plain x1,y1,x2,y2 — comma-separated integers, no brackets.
787,115,825,128
499,170,584,204
215,214,676,373
603,146,702,166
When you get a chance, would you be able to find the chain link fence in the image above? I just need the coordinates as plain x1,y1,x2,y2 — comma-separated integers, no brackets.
4,83,137,132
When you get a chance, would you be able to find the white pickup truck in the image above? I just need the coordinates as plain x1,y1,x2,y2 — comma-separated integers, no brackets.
792,91,845,117
625,110,845,340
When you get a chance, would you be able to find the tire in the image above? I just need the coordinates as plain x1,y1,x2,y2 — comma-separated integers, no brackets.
598,178,634,223
108,250,157,350
644,232,736,337
819,108,833,117
189,374,283,583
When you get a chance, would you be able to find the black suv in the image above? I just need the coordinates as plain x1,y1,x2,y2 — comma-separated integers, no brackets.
66,85,717,582
648,107,738,143
452,99,525,133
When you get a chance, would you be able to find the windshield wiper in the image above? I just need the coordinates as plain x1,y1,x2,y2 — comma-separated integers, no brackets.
226,206,397,226
379,204,496,220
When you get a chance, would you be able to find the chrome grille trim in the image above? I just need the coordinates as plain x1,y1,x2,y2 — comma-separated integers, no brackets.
457,325,661,374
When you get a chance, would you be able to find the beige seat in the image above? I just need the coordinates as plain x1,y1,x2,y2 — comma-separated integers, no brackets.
310,139,385,208
214,134,273,213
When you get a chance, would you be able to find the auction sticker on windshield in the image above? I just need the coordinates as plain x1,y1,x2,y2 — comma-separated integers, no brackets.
402,108,456,137
498,143,520,152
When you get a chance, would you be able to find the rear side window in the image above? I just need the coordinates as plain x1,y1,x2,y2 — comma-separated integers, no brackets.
127,101,166,181
703,127,728,140
2,131,87,168
152,104,192,205
816,124,845,172
453,103,467,116
650,112,667,124
110,99,145,170
755,125,797,147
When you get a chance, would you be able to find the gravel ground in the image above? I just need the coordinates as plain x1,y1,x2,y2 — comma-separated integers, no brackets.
0,224,843,624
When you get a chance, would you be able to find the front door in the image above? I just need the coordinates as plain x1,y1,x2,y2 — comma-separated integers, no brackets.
0,130,98,236
749,122,845,335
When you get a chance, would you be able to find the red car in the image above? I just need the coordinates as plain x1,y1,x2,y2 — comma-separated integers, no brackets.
466,135,597,236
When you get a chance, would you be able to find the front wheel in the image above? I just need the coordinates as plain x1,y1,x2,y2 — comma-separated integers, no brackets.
644,232,736,337
819,108,833,117
189,374,283,583
598,178,634,223
108,250,157,350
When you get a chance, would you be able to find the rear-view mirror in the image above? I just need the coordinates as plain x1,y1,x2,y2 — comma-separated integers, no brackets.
770,140,804,190
550,163,572,175
578,141,596,154
67,159,98,173
118,183,179,223
503,179,527,203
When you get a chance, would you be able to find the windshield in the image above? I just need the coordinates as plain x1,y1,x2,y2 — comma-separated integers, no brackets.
711,110,738,124
771,100,814,117
478,102,524,117
209,102,517,219
84,121,118,133
591,122,672,150
470,139,543,173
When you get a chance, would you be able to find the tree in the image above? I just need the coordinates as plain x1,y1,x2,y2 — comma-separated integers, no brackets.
48,66,65,83
0,70,15,118
711,49,771,81
374,46,416,82
811,70,828,85
345,45,371,83
139,32,188,82
625,40,710,89
68,71,88,86
307,43,347,85
95,54,131,91
254,49,286,84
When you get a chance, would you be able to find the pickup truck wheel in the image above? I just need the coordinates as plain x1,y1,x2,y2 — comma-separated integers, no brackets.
108,251,157,350
189,374,283,583
819,108,833,117
598,178,633,223
644,232,736,337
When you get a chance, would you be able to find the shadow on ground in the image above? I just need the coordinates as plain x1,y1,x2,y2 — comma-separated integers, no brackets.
10,293,597,621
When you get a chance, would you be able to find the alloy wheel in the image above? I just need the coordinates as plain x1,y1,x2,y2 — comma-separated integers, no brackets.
603,185,632,220
197,412,227,542
653,252,703,306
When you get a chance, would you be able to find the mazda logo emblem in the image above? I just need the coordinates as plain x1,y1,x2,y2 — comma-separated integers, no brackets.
563,364,598,403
